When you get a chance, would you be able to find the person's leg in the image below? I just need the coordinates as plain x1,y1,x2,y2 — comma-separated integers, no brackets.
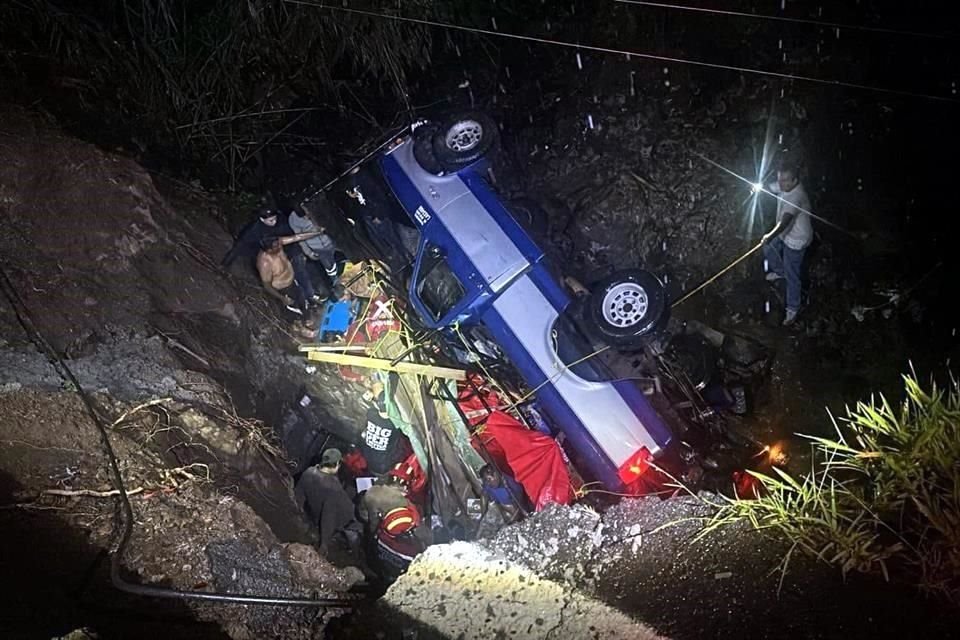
289,251,317,301
279,284,308,316
783,246,805,313
305,258,331,299
292,283,309,315
762,238,785,277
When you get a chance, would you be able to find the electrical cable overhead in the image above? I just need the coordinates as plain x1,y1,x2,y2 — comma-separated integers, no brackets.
614,1,957,41
283,0,959,104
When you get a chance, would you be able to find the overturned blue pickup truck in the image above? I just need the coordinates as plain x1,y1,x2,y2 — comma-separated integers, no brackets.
314,112,765,493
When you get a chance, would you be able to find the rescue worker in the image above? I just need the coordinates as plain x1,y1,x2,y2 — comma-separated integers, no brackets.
340,165,412,272
358,474,409,533
761,163,813,326
375,504,429,583
294,448,361,556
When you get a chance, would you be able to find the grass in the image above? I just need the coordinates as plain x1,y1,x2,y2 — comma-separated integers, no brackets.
702,371,960,602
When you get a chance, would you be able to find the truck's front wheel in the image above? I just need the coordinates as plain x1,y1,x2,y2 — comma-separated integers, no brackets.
431,111,498,171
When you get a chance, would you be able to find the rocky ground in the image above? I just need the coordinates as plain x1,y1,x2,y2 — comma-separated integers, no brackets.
338,499,960,639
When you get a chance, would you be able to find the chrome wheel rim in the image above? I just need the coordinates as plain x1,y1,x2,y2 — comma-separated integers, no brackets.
445,120,483,152
602,282,649,328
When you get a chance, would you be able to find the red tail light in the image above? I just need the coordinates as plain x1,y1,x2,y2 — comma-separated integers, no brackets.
617,446,652,485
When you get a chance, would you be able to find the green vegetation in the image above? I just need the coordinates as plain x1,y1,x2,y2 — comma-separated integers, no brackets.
703,372,960,602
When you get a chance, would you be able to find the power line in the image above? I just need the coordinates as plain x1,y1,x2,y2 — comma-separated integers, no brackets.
614,1,957,41
283,0,959,104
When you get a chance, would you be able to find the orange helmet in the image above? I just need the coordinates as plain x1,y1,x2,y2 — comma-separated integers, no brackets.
380,506,419,537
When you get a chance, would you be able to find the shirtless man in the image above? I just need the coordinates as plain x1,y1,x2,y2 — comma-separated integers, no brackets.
256,235,320,317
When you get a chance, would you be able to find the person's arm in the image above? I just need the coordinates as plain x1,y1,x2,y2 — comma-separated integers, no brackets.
279,231,323,246
301,243,321,261
762,211,796,245
413,522,433,547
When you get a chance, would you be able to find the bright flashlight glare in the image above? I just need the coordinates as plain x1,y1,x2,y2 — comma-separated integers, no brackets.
753,441,789,466
768,442,789,466
751,182,763,193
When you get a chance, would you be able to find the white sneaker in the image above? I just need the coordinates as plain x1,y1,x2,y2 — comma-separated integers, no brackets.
285,304,304,315
765,272,783,282
782,309,798,326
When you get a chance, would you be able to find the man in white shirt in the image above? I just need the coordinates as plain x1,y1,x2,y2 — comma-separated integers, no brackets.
761,164,813,326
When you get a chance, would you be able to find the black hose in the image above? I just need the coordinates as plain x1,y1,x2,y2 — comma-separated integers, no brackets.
0,263,360,609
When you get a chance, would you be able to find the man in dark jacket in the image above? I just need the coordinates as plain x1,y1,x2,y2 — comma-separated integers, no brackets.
221,206,294,267
294,448,360,555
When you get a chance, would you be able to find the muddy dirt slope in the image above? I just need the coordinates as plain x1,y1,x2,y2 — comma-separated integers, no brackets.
0,107,363,638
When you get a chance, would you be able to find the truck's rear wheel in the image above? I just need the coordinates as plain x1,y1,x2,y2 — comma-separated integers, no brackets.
584,269,668,348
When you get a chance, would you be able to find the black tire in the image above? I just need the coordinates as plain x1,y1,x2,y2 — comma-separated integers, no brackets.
431,111,498,171
412,123,444,174
585,269,668,347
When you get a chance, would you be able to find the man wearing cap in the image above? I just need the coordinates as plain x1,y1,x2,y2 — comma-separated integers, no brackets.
294,448,359,555
221,205,293,267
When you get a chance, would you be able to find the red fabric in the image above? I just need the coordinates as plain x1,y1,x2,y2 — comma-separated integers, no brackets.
457,374,506,426
337,324,369,382
342,449,368,475
470,410,574,510
364,295,402,341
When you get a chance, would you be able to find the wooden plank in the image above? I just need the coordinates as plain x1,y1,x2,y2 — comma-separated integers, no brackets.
297,344,369,353
305,351,467,380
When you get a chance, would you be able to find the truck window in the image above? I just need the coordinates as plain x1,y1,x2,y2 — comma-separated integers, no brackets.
415,244,466,321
